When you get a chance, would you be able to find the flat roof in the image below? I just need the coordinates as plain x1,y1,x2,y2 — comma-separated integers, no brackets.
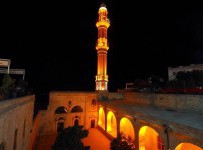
100,100,203,132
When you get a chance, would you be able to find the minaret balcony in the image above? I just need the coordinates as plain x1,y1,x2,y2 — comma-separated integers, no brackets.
96,20,110,28
95,75,108,81
96,45,109,51
96,39,109,50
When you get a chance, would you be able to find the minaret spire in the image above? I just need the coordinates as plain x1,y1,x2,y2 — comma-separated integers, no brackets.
95,3,110,91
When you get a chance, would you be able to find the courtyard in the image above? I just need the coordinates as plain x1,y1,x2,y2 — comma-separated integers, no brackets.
36,128,111,150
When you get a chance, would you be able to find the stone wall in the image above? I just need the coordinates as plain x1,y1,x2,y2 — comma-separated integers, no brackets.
0,95,35,150
30,113,41,150
124,93,203,112
39,92,98,135
97,92,124,101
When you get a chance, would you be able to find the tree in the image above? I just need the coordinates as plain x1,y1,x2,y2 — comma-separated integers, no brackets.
0,74,15,99
15,78,28,96
110,132,135,150
52,125,90,150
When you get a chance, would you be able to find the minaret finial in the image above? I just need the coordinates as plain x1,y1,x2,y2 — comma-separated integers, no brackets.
101,3,106,8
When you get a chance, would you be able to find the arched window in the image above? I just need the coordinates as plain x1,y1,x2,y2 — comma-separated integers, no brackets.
71,106,83,113
55,106,68,114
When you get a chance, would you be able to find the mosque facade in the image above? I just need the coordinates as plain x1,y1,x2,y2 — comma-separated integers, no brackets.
37,4,203,150
0,3,202,150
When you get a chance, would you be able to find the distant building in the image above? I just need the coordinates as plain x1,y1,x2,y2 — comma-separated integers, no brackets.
168,64,203,81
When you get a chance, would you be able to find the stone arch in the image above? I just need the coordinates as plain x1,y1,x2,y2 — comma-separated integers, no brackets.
71,105,83,113
98,107,105,130
56,118,65,133
72,115,81,126
54,107,67,133
55,106,68,114
175,143,202,150
107,111,117,138
139,126,164,150
120,117,135,140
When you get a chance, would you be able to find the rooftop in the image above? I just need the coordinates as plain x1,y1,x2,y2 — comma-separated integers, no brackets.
100,100,203,139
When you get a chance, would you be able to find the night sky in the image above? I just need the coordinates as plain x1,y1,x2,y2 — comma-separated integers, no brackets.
1,1,203,93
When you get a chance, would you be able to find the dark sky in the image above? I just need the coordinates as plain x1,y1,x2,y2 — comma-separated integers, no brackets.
1,1,203,92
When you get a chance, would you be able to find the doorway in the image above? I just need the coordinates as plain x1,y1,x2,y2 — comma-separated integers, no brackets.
91,120,95,128
74,119,79,126
57,122,64,132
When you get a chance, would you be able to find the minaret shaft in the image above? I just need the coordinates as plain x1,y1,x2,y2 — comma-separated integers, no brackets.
95,4,110,91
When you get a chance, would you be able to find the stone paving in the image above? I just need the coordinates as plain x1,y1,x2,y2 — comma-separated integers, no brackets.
36,128,111,150
83,128,111,150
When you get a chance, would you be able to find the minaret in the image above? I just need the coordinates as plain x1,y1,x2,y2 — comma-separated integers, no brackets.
95,3,110,91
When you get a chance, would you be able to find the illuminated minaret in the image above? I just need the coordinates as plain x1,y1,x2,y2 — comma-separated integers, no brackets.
95,3,110,91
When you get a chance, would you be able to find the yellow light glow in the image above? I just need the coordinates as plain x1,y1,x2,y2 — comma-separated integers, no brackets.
120,117,135,140
98,107,105,130
139,126,147,137
95,4,110,91
107,111,117,138
99,6,107,11
139,126,164,150
176,143,202,150
96,21,110,28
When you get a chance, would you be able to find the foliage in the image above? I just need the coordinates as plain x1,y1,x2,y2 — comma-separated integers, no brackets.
134,79,150,89
52,125,90,150
0,74,15,99
148,75,165,92
166,70,203,88
1,74,15,89
14,78,28,96
110,132,135,150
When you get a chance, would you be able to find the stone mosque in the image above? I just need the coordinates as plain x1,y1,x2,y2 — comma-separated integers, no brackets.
0,3,203,150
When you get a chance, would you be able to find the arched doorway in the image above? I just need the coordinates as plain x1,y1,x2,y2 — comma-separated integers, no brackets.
107,111,117,138
120,117,135,140
74,119,79,126
56,117,65,132
71,106,83,126
175,143,202,150
55,106,67,132
91,119,95,128
139,126,164,150
98,107,105,130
